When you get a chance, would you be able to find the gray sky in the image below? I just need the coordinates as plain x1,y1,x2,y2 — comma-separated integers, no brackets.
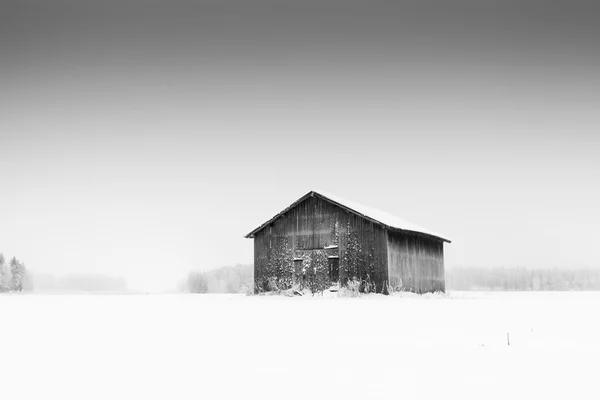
1,0,599,291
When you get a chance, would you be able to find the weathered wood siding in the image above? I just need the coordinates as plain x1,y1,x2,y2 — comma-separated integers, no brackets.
387,231,445,293
253,194,389,292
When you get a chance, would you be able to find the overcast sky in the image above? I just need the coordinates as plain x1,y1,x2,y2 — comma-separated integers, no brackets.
1,0,599,291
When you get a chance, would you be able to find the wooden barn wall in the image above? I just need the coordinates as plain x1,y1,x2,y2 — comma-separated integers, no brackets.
253,195,389,292
386,232,445,293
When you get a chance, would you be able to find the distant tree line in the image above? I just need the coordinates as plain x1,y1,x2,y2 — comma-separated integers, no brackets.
0,253,30,292
32,273,128,292
185,264,253,293
446,267,600,291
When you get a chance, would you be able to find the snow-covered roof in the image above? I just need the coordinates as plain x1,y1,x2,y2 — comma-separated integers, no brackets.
245,190,451,242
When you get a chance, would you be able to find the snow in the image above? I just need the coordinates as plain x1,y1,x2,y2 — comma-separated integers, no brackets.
1,292,599,400
314,190,450,242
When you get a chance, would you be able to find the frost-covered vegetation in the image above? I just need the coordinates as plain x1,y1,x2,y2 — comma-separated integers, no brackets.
185,264,386,296
0,253,30,292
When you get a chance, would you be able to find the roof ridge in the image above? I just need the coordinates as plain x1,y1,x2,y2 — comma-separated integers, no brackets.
245,190,450,242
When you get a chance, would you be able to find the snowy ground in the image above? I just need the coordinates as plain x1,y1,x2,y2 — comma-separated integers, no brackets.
1,292,599,400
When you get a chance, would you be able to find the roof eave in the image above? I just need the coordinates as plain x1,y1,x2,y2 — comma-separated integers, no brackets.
387,227,451,243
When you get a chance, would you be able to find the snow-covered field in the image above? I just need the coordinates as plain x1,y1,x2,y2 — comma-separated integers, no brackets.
2,292,599,400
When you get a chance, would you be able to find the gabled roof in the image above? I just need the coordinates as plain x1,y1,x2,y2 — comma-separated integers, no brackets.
244,190,451,243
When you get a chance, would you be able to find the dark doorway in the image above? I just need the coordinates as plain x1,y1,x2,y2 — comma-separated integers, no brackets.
328,257,339,284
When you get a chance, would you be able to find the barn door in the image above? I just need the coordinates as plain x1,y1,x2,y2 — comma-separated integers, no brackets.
328,257,339,284
308,250,329,292
294,250,339,292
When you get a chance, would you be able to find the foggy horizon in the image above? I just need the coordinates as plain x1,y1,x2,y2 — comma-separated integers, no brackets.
2,0,599,291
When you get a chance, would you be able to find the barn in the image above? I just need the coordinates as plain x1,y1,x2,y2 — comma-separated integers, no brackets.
245,190,451,294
